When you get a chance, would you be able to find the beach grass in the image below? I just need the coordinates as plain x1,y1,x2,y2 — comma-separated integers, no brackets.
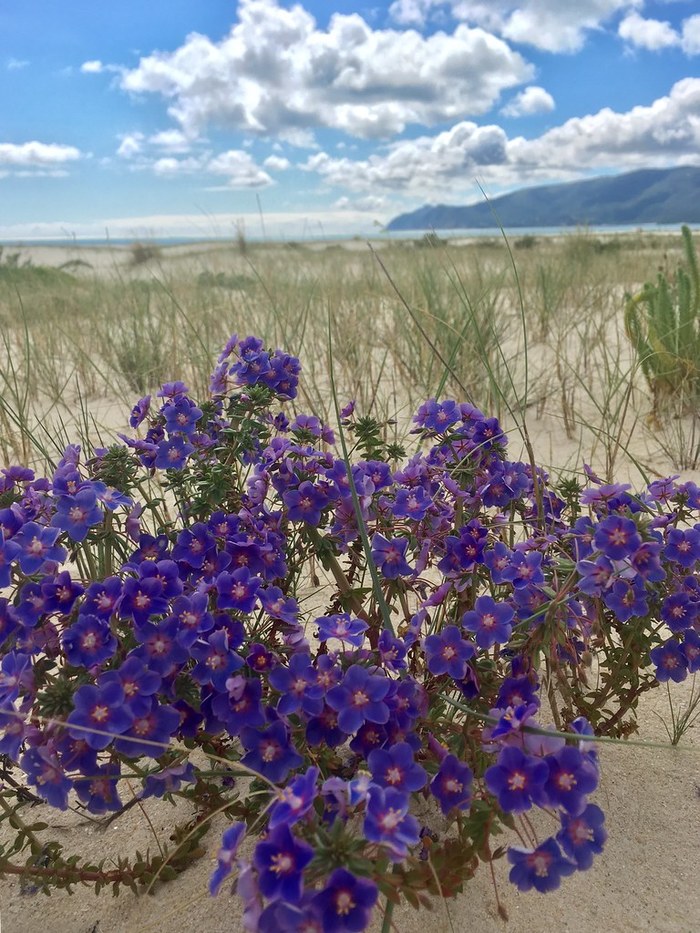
0,229,695,482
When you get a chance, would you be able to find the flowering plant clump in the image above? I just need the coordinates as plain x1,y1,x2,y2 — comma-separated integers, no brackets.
0,333,698,928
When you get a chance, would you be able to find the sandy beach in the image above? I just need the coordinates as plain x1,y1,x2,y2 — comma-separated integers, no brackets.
1,234,699,933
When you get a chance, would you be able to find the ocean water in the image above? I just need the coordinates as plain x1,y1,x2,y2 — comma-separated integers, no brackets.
1,222,696,248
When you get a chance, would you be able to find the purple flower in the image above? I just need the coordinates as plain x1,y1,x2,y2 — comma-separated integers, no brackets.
682,629,700,672
368,741,427,793
364,785,420,860
430,754,473,815
210,822,246,896
82,576,122,618
462,595,514,649
268,766,319,830
283,481,328,526
370,533,413,579
191,629,244,690
414,398,460,433
119,576,169,625
268,654,324,717
650,639,688,683
11,522,66,575
557,803,607,869
62,614,117,668
240,720,303,783
154,436,195,471
326,665,391,735
542,747,598,815
253,824,314,903
317,613,368,648
21,746,71,810
313,868,378,933
41,571,84,614
216,567,262,614
603,578,649,622
484,746,548,813
129,395,151,428
594,515,642,560
664,526,700,568
0,534,20,588
163,397,203,437
660,591,697,633
391,486,432,521
423,625,475,680
67,681,134,750
114,699,180,759
508,838,576,893
74,762,122,814
51,489,104,542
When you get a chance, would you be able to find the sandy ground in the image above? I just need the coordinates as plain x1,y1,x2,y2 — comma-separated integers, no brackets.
1,237,699,932
0,676,697,933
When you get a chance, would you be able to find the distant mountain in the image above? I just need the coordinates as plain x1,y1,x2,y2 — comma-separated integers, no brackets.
385,167,700,231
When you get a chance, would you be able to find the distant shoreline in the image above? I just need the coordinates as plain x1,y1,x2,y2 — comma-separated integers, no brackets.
1,222,696,249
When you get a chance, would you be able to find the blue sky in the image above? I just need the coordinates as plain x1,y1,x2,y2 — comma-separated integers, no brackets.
1,0,699,239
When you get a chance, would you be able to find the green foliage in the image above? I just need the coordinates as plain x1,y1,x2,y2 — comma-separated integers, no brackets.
624,225,700,410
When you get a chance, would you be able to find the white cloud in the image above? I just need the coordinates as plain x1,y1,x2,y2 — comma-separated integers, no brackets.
207,150,273,187
682,14,700,54
119,0,532,140
501,86,555,117
0,209,383,241
0,141,81,169
152,156,204,176
263,155,291,171
6,58,29,71
303,78,700,197
333,195,388,212
391,0,643,52
116,132,145,158
618,12,679,49
80,59,104,74
304,121,510,194
149,129,192,153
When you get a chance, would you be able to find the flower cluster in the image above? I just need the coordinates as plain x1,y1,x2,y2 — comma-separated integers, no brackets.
0,333,696,929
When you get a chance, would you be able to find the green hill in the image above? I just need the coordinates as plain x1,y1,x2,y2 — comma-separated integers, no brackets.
386,166,700,231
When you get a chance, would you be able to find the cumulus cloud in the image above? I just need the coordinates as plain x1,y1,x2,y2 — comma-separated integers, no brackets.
263,155,291,171
116,132,145,159
80,60,104,74
119,0,532,140
333,195,388,212
0,141,81,170
152,156,204,176
6,58,29,70
618,12,679,49
391,0,643,52
303,78,700,197
304,121,510,194
207,150,272,187
682,14,700,54
149,129,191,153
501,86,555,117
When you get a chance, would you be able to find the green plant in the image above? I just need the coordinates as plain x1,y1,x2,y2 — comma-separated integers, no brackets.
624,225,700,412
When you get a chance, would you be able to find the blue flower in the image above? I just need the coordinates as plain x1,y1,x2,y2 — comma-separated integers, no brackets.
253,824,314,903
210,822,246,896
423,626,475,680
508,838,576,893
313,868,378,933
364,785,420,860
430,754,473,815
557,803,607,869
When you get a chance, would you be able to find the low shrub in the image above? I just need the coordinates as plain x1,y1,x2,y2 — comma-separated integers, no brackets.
0,335,697,929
